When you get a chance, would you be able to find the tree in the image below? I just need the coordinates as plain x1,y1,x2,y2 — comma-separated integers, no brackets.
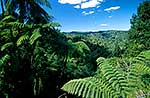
129,1,150,50
0,0,75,97
0,15,63,98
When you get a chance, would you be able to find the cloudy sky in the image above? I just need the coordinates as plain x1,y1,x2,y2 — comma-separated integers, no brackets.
47,0,145,32
0,0,144,32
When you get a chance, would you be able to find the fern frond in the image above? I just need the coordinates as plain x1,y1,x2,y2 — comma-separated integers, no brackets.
62,58,133,98
132,50,150,74
1,42,13,51
42,22,61,28
62,77,101,98
62,51,150,98
8,22,30,29
73,41,90,54
96,57,105,65
0,54,10,65
29,29,42,45
35,0,51,8
16,34,29,46
0,15,15,23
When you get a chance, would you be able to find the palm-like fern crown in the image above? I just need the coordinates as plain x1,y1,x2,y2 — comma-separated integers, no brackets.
0,15,63,96
0,15,60,70
62,51,150,98
4,0,52,23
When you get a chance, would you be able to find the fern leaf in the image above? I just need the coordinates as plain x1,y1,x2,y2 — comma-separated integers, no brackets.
132,51,150,73
29,29,42,45
17,34,29,46
1,42,13,51
42,22,61,28
0,15,15,22
73,41,90,54
8,22,34,29
0,54,10,65
62,77,117,98
62,51,150,98
36,0,51,8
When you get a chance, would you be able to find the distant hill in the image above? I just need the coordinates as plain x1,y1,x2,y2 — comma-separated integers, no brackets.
63,30,128,39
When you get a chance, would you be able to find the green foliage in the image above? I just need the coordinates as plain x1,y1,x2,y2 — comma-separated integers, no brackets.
1,42,13,51
129,1,150,50
0,0,69,97
63,40,94,79
62,51,150,98
1,0,150,98
0,54,10,65
74,41,90,52
65,31,127,74
16,34,29,46
72,41,90,57
0,14,67,97
29,29,42,45
42,22,61,28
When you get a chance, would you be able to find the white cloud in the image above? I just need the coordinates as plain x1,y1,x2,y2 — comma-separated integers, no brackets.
108,16,112,18
58,0,104,9
58,0,87,4
81,0,102,9
96,5,100,8
100,24,108,27
82,0,87,2
98,0,103,1
74,5,80,9
104,6,120,11
82,11,94,15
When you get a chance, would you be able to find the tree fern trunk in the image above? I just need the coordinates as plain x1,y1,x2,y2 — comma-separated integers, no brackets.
16,59,34,98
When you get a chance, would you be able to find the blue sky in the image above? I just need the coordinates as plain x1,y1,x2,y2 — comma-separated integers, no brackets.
0,0,145,32
48,0,145,32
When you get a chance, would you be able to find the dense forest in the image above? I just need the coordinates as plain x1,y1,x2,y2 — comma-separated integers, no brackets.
0,0,150,98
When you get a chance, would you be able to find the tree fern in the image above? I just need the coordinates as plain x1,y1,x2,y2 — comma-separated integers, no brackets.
62,59,131,98
62,51,150,98
73,41,90,56
29,29,42,45
0,15,60,30
33,77,43,96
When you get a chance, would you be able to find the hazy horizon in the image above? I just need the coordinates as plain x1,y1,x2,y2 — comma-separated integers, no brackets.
61,28,129,32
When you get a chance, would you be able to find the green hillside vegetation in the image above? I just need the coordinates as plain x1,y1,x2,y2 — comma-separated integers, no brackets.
0,0,150,98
